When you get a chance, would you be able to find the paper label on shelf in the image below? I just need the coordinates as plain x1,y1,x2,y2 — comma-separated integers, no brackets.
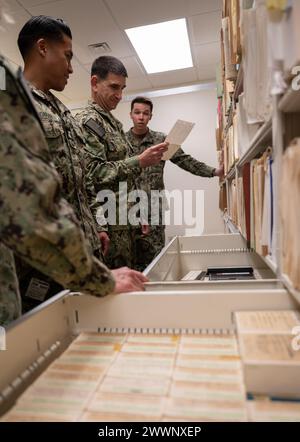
240,334,300,362
235,311,300,334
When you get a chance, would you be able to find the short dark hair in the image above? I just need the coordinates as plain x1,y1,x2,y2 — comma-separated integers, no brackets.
91,56,128,80
18,15,72,60
131,96,153,113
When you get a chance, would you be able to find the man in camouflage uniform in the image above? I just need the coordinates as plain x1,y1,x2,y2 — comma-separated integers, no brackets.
127,96,224,271
76,56,168,269
16,17,111,306
0,21,147,326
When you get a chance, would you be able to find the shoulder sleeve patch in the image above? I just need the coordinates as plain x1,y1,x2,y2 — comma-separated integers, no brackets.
84,118,106,139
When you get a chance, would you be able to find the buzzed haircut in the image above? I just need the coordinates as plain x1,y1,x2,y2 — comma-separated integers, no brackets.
18,15,72,60
131,96,153,113
91,56,128,80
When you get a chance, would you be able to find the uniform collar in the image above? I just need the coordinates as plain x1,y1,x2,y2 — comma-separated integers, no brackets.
29,83,54,103
129,127,155,144
28,83,66,115
89,101,123,131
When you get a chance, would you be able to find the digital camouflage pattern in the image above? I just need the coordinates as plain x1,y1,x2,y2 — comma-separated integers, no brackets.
29,86,102,257
134,226,165,272
0,244,21,326
0,56,115,325
76,102,141,268
126,128,215,270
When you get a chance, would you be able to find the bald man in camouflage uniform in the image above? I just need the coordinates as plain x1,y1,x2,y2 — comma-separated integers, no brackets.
76,56,167,269
127,96,223,271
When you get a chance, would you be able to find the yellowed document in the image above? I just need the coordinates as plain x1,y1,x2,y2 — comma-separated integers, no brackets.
162,119,195,160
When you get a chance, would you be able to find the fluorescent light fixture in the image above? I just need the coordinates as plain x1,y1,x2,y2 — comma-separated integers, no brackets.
125,18,193,74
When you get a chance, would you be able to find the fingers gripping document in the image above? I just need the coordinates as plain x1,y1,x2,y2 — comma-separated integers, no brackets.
162,119,195,161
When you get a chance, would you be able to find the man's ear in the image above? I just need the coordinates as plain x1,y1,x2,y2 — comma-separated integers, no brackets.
36,38,47,57
91,75,99,91
149,113,152,121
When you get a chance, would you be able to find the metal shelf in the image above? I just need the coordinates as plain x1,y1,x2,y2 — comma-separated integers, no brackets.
223,214,240,234
260,254,277,276
281,273,300,305
225,165,236,181
278,86,300,113
236,118,272,168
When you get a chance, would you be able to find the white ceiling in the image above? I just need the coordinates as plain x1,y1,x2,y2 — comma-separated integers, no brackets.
1,0,221,104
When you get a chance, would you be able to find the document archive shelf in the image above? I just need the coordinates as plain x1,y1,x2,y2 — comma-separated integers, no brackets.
218,1,300,305
1,234,299,421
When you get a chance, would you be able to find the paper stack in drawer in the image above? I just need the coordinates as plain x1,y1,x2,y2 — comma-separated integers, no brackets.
2,332,125,422
81,333,179,422
2,331,250,422
164,334,248,421
235,311,300,398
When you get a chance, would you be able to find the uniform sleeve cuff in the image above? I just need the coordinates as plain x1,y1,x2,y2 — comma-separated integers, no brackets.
125,156,141,169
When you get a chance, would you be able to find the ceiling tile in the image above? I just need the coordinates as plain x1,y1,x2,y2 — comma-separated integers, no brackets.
184,0,222,15
107,0,222,29
29,0,135,63
18,0,64,6
125,75,153,93
189,11,221,45
120,56,146,77
3,0,26,13
148,67,198,88
196,64,217,82
193,42,221,67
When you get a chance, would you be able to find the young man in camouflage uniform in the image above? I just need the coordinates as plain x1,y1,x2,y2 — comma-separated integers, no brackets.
76,56,168,269
126,96,224,271
0,54,147,326
16,17,114,305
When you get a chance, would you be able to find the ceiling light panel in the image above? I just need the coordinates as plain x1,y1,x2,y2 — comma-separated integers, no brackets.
125,18,193,74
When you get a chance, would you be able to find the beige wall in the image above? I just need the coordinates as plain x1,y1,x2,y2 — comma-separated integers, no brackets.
113,88,224,241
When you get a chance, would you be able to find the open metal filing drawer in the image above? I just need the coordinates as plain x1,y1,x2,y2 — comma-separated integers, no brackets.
0,234,299,419
145,233,277,282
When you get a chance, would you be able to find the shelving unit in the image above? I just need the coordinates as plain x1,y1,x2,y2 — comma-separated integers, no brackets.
218,0,300,306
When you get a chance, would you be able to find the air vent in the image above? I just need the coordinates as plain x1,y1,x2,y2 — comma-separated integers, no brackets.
88,42,112,55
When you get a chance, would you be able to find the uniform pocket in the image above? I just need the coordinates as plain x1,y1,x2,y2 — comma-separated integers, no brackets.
41,117,63,139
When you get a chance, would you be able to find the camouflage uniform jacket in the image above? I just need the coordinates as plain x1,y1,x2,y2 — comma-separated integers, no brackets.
126,128,215,224
29,85,102,254
0,56,115,312
76,103,141,230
